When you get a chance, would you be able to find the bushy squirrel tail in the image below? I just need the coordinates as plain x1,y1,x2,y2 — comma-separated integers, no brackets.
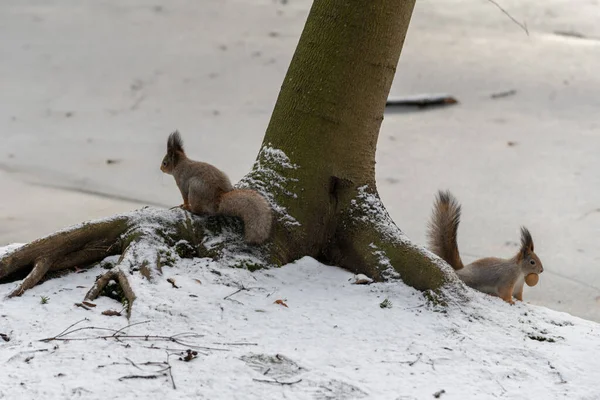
219,189,272,244
427,190,464,270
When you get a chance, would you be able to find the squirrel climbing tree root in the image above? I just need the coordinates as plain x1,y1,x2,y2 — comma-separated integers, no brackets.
160,131,272,245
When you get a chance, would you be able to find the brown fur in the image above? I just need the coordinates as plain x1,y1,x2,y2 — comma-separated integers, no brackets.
427,190,544,303
427,190,464,270
219,190,272,244
161,131,272,244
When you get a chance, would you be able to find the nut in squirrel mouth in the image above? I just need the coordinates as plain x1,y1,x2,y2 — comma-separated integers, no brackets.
525,273,539,287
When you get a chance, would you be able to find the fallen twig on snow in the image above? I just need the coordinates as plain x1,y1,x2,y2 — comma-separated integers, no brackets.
74,302,92,310
213,342,258,346
38,320,222,350
111,320,151,337
39,319,149,342
119,374,160,381
486,0,528,35
224,286,249,304
166,351,177,389
548,361,568,384
385,94,458,110
381,352,424,367
99,352,177,389
253,378,303,385
7,348,51,363
408,353,423,366
490,89,517,99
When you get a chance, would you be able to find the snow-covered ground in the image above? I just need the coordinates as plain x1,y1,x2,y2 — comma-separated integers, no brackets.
1,243,599,399
1,0,599,321
2,0,600,397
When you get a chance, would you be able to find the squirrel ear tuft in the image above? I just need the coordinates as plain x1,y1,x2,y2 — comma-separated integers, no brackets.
167,130,184,154
520,226,534,256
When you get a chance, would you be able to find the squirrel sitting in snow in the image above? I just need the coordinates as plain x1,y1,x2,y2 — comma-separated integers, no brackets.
427,190,543,304
160,131,272,245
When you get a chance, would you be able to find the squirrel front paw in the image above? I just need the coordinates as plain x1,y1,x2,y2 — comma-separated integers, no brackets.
170,203,191,211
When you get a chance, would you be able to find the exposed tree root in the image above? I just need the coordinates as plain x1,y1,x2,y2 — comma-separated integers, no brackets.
1,208,270,315
321,184,460,293
238,151,460,296
1,169,463,317
85,267,137,318
0,217,129,282
1,183,462,316
8,257,52,298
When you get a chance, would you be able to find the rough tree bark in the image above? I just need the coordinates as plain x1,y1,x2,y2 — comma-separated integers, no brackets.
246,0,452,289
0,0,459,315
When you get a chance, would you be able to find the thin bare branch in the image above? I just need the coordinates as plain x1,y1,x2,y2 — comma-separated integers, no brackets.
166,351,177,390
213,342,258,346
111,320,151,337
224,286,249,305
53,318,89,338
486,0,529,35
38,321,233,353
119,374,161,381
253,378,303,385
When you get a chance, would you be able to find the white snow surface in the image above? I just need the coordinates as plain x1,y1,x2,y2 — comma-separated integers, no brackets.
1,0,600,396
2,0,600,322
1,244,599,399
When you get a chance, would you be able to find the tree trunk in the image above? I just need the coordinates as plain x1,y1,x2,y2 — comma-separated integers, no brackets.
242,0,454,290
0,0,459,311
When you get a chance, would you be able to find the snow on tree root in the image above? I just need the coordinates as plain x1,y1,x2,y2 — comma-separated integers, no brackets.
0,207,272,315
7,257,52,298
331,185,461,293
85,266,136,317
0,181,462,312
238,144,300,228
1,215,130,296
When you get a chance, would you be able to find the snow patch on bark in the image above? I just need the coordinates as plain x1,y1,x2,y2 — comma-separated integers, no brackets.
368,242,400,280
238,144,300,227
352,185,459,284
351,185,411,243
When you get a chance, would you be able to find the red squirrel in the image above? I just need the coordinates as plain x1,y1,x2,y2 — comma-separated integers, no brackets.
427,190,543,303
160,131,272,244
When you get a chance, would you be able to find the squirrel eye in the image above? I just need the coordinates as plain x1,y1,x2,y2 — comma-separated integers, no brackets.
529,259,536,265
162,161,167,166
